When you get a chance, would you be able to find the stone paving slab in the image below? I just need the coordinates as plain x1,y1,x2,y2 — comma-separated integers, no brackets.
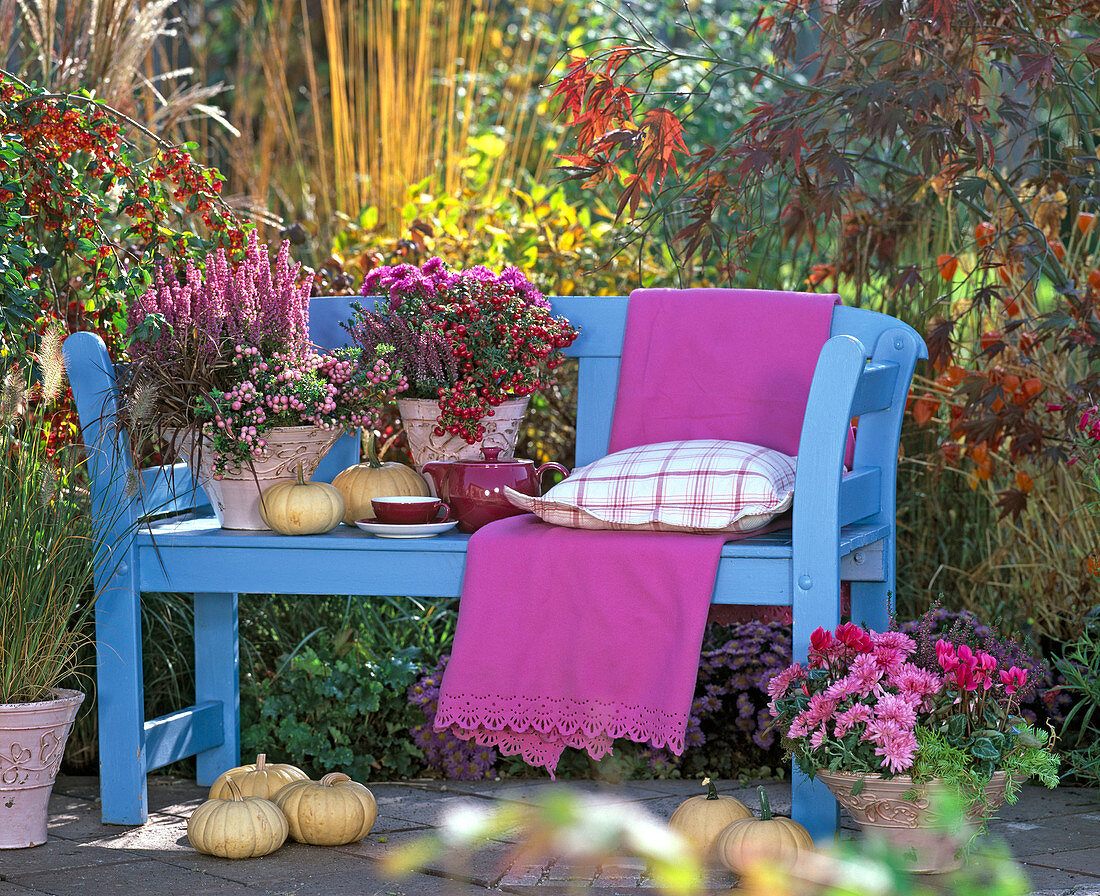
1,776,1097,895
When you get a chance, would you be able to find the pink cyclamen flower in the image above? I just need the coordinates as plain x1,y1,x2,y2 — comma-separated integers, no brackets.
835,622,872,653
810,626,834,653
1000,666,1028,695
936,639,959,672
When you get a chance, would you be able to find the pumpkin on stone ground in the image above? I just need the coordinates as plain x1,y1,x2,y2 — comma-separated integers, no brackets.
187,777,288,858
208,754,309,801
668,777,752,858
259,462,345,535
273,772,378,845
333,433,430,525
715,787,814,873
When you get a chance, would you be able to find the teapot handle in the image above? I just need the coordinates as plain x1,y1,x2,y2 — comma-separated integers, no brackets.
535,462,569,493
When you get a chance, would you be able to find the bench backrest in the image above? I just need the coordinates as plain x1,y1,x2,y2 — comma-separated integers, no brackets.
65,295,926,536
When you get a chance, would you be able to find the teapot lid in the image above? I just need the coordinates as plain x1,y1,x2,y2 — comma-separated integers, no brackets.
453,446,530,466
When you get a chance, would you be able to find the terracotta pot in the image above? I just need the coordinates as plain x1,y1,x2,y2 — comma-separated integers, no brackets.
815,769,1009,873
397,397,528,471
173,425,343,530
0,688,84,849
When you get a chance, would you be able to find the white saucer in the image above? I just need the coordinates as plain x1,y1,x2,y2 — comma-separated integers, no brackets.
353,519,459,538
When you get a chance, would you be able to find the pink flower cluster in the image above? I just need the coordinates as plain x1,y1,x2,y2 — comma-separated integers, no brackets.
199,344,406,475
126,232,310,367
768,623,1030,777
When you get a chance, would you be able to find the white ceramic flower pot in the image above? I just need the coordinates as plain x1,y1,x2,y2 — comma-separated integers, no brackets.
397,397,528,471
0,688,84,849
173,425,343,530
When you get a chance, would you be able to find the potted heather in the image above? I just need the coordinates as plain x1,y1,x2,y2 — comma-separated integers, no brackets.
125,233,404,529
767,622,1059,873
343,258,577,467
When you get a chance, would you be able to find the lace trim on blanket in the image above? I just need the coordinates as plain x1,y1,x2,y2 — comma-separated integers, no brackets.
434,693,688,775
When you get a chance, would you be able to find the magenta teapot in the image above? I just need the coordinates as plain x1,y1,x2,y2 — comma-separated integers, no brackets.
423,448,568,533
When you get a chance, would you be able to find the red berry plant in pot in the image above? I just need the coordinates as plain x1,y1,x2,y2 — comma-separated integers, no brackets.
344,257,578,453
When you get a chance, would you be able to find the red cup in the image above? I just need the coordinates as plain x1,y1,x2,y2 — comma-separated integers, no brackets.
370,496,451,525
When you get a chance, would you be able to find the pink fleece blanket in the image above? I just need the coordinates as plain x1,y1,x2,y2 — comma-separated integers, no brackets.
434,288,839,773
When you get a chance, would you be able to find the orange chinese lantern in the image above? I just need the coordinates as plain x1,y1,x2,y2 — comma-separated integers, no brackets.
1077,211,1096,234
1015,471,1034,494
975,221,996,247
1088,269,1100,291
1048,239,1066,261
937,254,959,281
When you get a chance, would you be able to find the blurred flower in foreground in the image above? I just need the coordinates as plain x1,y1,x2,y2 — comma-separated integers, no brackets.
383,786,1031,896
383,788,703,894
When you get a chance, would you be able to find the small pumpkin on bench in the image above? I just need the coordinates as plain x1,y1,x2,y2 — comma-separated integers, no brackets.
260,463,345,535
273,772,378,845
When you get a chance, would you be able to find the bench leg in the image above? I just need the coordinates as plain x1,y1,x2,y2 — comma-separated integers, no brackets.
194,592,240,785
97,566,149,825
792,564,841,844
850,580,893,632
792,762,838,845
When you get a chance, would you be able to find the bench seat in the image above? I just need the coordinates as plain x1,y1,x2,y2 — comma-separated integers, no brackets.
136,514,890,600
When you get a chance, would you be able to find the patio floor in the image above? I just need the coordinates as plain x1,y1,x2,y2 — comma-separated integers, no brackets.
1,776,1098,895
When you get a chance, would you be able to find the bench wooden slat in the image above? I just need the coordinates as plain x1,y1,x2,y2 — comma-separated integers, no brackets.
144,702,224,772
838,467,882,527
849,361,900,416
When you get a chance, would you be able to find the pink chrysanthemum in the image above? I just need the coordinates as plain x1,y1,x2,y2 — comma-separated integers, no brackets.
767,663,806,701
872,645,908,674
847,653,885,697
874,727,918,774
874,692,918,730
889,663,943,708
833,703,873,737
804,692,839,727
870,630,916,654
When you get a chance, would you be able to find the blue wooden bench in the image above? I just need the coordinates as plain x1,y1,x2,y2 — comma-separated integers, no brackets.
64,294,925,838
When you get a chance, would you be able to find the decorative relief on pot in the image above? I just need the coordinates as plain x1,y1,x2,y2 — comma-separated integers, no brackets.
814,769,1010,874
397,397,528,470
0,729,68,786
0,688,84,849
170,425,343,530
826,784,928,828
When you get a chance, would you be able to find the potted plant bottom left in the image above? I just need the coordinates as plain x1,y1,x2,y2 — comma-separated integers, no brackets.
0,342,106,848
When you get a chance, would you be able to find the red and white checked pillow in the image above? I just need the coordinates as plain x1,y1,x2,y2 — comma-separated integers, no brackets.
504,439,796,534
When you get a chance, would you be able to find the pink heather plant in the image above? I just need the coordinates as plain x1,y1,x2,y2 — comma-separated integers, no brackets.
124,235,403,473
768,621,1058,812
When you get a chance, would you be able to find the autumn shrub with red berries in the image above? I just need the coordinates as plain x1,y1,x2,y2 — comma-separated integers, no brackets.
345,257,578,444
0,74,247,456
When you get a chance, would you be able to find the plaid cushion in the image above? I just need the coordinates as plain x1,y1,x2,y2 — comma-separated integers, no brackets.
505,439,796,534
